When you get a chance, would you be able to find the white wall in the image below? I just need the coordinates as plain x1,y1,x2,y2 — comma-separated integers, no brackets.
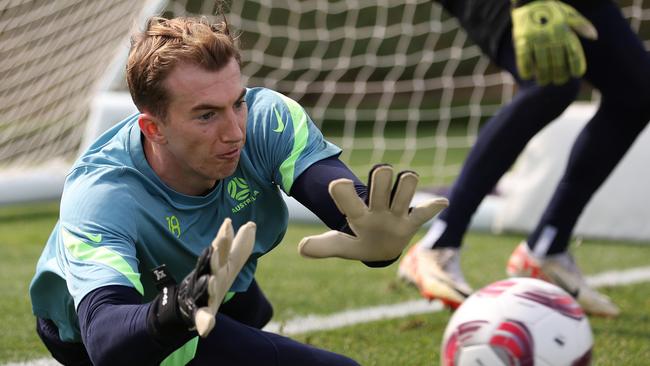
493,103,650,242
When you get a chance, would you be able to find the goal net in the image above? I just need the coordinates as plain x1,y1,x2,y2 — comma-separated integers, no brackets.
1,0,650,241
228,0,513,187
0,0,515,205
0,0,160,203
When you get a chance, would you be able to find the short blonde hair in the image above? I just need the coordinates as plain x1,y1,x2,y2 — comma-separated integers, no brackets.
126,16,241,119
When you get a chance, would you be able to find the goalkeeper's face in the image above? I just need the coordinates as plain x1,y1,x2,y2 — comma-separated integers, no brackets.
152,58,247,194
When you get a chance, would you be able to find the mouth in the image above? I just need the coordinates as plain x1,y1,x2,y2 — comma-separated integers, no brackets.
218,148,241,160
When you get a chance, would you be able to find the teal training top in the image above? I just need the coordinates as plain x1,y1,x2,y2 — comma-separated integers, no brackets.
30,87,341,342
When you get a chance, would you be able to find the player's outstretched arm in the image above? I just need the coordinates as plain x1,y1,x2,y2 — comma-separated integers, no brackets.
511,0,597,85
149,218,255,338
298,164,448,262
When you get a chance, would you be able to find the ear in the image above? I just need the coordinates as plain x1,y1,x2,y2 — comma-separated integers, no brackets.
138,113,166,144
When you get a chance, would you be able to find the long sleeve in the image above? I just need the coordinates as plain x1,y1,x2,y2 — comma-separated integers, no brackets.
77,285,194,366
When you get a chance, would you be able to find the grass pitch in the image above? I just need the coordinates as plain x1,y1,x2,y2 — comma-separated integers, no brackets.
1,203,649,365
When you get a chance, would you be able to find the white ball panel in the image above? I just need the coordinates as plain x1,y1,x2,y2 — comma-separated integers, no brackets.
457,344,506,366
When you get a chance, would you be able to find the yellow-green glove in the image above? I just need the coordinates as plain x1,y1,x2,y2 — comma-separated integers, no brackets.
511,0,598,85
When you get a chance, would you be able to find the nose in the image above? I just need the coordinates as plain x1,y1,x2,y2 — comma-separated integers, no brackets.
220,110,245,143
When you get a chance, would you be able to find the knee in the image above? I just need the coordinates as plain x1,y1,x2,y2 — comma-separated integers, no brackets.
241,292,274,329
218,282,274,329
254,296,274,329
598,59,650,126
229,295,273,329
601,79,650,128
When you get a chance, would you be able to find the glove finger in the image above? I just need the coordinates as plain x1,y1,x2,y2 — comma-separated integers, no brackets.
207,273,229,308
549,43,569,85
229,221,256,275
513,38,534,80
561,3,598,40
209,222,255,311
533,45,551,85
367,164,393,212
194,307,216,337
390,171,418,217
408,197,449,226
212,218,234,269
207,275,218,299
329,178,367,219
565,33,587,78
298,230,357,259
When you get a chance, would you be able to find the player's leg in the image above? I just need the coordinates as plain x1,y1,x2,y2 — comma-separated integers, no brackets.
218,279,273,329
525,0,650,256
512,0,650,317
189,313,359,365
399,32,580,307
36,317,92,366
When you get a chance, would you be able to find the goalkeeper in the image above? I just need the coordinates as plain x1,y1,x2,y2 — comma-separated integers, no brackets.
400,0,650,317
29,16,447,366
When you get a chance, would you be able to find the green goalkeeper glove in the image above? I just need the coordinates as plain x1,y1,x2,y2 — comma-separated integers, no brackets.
148,218,255,339
298,164,448,262
511,0,598,85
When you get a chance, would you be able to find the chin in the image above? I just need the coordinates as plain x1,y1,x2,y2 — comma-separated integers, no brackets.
214,164,239,180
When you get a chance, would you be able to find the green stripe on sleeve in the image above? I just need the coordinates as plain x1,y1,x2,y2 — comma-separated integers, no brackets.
160,337,199,366
62,227,144,295
278,94,309,192
223,291,236,303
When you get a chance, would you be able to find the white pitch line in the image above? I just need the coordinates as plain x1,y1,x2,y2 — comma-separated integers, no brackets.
262,299,445,335
586,266,650,287
263,265,650,336
5,265,650,366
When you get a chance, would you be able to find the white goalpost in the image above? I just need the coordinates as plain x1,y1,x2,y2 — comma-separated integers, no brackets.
1,0,649,241
0,0,164,204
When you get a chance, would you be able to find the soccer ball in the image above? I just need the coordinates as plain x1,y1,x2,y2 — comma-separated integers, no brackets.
441,277,593,366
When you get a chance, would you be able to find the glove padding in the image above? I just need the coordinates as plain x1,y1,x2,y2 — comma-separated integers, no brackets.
298,165,448,262
188,218,255,337
511,0,597,85
148,219,255,340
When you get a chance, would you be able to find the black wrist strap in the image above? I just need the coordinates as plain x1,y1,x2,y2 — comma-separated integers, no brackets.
146,265,193,342
152,264,176,291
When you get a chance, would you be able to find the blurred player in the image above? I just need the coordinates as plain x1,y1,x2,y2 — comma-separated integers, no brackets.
29,16,447,365
399,0,650,317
